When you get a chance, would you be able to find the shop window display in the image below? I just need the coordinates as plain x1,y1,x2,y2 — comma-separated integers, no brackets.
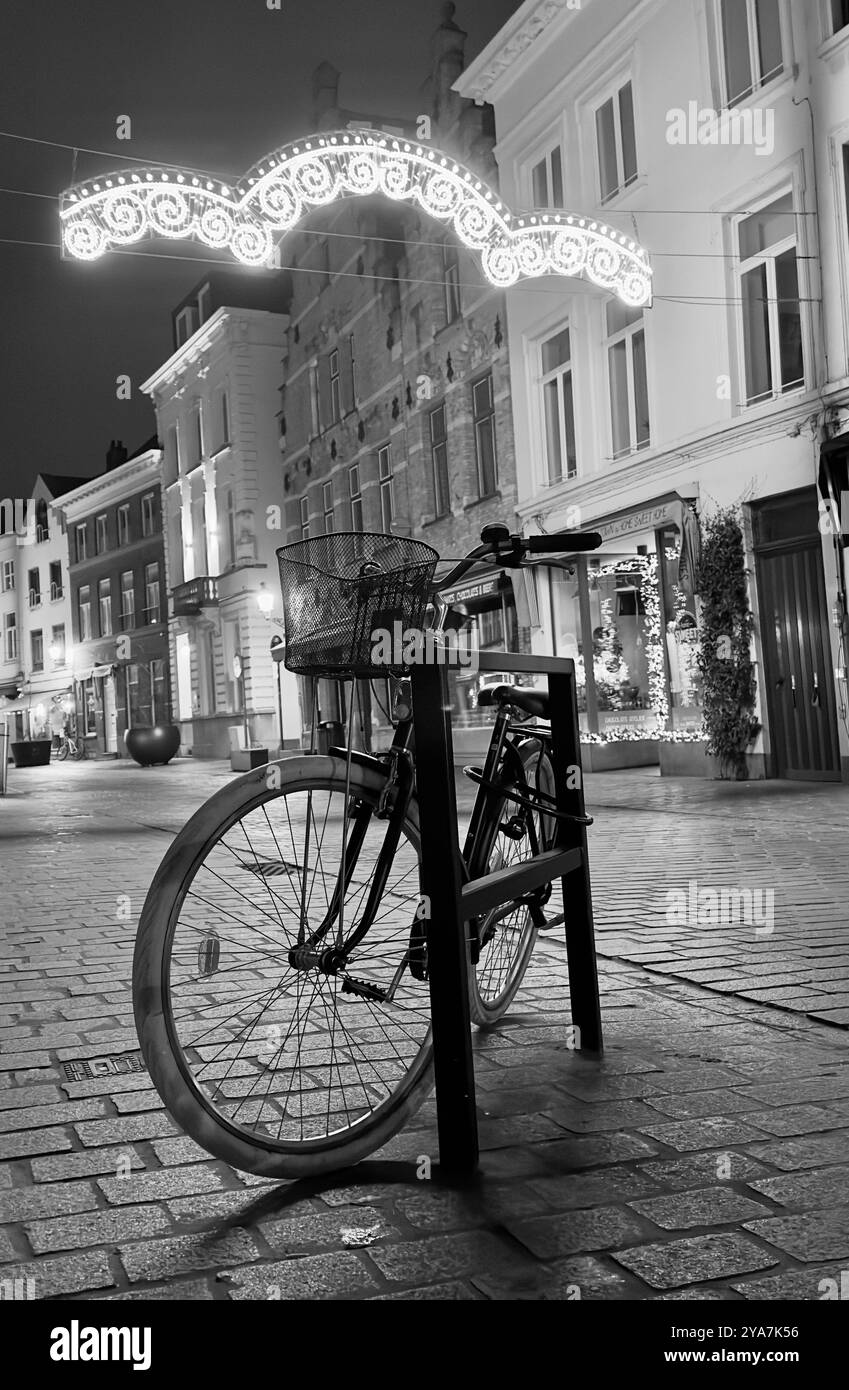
659,525,703,728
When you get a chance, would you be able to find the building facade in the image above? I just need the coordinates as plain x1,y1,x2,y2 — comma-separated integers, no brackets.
0,476,83,744
141,271,303,759
55,442,171,756
280,10,522,751
458,0,849,779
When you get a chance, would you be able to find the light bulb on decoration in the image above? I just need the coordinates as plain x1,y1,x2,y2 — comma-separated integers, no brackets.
58,129,652,304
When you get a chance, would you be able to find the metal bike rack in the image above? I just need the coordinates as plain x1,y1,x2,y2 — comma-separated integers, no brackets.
410,650,602,1175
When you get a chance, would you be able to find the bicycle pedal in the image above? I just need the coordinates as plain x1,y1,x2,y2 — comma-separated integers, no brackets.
341,975,387,1003
499,816,526,841
537,912,566,931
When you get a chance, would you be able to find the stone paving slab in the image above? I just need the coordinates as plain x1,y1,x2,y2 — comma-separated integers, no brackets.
2,759,848,1300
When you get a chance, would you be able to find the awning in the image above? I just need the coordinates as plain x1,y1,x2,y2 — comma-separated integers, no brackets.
74,664,115,682
438,570,510,607
0,684,72,714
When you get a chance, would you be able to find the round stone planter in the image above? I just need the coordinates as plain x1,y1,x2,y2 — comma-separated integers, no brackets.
10,739,53,768
124,724,181,767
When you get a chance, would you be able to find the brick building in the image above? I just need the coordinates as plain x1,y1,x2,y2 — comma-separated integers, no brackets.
277,6,523,748
55,440,171,756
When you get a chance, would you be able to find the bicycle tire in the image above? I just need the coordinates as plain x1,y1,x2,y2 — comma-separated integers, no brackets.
56,744,69,761
133,754,433,1179
468,739,556,1027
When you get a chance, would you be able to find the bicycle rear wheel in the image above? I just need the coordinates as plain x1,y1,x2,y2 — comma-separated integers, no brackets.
469,738,556,1026
133,755,432,1178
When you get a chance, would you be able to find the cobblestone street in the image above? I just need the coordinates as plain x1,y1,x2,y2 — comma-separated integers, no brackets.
1,759,848,1301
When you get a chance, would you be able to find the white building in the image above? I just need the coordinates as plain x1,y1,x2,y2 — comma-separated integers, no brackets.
0,476,82,744
457,0,849,780
141,273,302,758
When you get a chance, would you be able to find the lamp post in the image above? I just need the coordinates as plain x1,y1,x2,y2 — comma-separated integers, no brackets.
270,635,285,755
232,652,249,749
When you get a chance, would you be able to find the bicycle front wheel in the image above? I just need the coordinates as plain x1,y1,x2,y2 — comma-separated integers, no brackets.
56,743,69,761
133,755,432,1179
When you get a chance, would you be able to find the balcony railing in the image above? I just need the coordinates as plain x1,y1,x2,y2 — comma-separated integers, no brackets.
171,576,219,616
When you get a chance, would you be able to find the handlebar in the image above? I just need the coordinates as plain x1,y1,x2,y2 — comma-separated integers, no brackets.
432,524,603,598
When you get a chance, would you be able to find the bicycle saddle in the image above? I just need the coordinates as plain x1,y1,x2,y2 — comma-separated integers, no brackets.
477,684,550,719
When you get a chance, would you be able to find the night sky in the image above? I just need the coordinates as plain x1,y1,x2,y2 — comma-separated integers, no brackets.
1,0,519,500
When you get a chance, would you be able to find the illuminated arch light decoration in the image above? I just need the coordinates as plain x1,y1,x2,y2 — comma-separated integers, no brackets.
59,130,652,307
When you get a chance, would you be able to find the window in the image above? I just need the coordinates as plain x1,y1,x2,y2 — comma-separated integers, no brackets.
531,146,565,209
117,504,130,546
329,349,342,422
378,446,394,530
219,389,230,448
4,613,17,663
310,360,321,435
605,301,651,458
28,567,41,608
348,334,357,406
443,240,462,323
196,282,212,326
472,373,498,497
120,571,135,630
78,585,92,642
1,560,13,592
35,500,49,543
429,405,450,517
76,523,87,563
141,492,156,537
720,0,783,107
596,81,638,202
194,406,203,463
98,577,113,637
323,481,335,534
144,563,160,624
299,496,310,540
349,465,363,531
95,514,107,554
831,0,849,33
175,305,197,346
737,192,803,404
226,490,236,569
30,630,44,673
541,328,577,481
49,560,63,601
477,607,503,648
50,625,65,667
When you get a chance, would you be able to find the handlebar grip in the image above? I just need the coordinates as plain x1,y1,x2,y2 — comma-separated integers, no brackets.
525,531,603,554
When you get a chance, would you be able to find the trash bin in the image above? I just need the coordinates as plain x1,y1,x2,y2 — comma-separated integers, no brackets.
0,723,9,796
317,720,345,754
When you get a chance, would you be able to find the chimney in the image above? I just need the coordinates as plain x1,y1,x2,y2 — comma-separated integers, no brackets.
106,439,128,471
312,61,341,129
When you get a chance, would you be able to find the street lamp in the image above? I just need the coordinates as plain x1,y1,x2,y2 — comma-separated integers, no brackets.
232,653,249,749
270,635,285,755
257,583,274,616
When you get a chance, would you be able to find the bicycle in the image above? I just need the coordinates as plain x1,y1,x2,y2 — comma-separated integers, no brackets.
56,733,87,761
133,522,602,1178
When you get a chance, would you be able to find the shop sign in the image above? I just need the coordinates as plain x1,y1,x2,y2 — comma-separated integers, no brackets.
596,501,681,543
440,575,502,605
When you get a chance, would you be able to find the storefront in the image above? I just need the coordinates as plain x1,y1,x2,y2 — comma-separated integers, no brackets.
537,494,703,769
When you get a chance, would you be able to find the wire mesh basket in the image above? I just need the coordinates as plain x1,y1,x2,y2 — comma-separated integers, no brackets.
276,533,440,676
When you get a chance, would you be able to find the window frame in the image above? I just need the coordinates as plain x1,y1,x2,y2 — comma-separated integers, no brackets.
593,78,639,205
429,404,451,518
299,496,310,540
27,566,41,608
718,0,785,109
348,465,363,531
120,570,135,630
530,144,565,210
830,0,849,34
443,239,462,324
98,577,113,637
95,514,108,555
30,629,44,673
78,585,92,642
3,613,17,663
471,371,498,498
539,326,578,483
377,445,394,531
143,563,161,625
322,480,335,535
329,348,342,423
141,492,156,538
734,189,804,405
1,560,14,593
49,559,63,601
117,503,130,546
50,624,66,668
75,523,87,563
605,302,651,459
